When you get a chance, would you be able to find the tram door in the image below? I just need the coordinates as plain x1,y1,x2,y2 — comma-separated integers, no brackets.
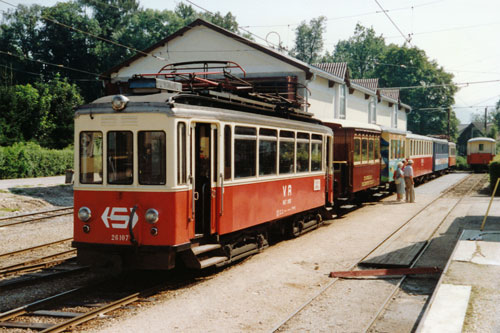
192,123,218,237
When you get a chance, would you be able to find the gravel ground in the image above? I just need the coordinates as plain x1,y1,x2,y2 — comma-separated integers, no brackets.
78,173,475,333
2,173,494,333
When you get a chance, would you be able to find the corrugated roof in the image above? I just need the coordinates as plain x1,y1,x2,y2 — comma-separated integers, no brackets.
312,63,348,79
351,78,378,93
379,89,399,101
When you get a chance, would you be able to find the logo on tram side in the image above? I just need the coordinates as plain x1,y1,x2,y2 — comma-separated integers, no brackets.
101,207,138,229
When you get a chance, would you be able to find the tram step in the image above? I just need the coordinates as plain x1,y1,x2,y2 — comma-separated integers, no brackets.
337,197,349,201
340,204,355,210
192,244,222,256
372,193,383,197
199,256,228,269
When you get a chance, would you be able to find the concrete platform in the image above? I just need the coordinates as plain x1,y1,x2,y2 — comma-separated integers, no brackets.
418,230,500,332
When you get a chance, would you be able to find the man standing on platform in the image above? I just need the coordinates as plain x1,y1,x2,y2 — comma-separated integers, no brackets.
404,159,415,203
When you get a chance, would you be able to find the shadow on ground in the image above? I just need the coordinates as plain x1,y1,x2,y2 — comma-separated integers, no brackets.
7,184,73,207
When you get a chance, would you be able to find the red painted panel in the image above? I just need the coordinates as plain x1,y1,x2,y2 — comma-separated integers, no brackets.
408,156,433,178
74,190,192,247
449,156,456,167
352,164,380,192
217,176,325,235
468,153,495,165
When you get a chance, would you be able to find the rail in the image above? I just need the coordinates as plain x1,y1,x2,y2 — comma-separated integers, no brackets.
0,207,73,228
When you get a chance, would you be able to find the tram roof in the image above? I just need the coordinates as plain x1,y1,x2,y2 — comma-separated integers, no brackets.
468,137,496,143
324,119,381,132
378,125,407,135
406,133,433,141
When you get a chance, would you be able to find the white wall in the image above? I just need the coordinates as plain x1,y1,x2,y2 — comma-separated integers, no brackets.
377,100,393,128
112,25,304,82
308,76,336,121
398,108,407,131
346,89,370,123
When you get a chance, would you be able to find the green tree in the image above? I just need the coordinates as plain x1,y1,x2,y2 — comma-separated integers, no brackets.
291,16,326,64
325,24,387,78
375,45,458,139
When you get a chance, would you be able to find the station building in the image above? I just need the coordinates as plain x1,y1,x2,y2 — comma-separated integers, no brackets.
101,18,411,130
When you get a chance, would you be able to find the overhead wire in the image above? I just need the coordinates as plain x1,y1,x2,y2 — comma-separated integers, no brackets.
373,0,412,44
0,50,106,78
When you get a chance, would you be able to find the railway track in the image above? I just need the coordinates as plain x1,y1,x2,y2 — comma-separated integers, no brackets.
0,238,75,276
0,207,73,228
0,270,199,332
271,173,486,332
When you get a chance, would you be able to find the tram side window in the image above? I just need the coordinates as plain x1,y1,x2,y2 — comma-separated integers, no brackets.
362,138,368,163
224,125,232,180
369,139,374,162
139,131,166,185
401,140,405,158
108,131,133,185
177,123,186,185
391,140,396,159
297,132,310,172
80,131,103,184
375,139,380,160
259,128,277,176
354,138,361,163
234,126,256,178
479,143,484,152
279,131,295,174
311,134,323,171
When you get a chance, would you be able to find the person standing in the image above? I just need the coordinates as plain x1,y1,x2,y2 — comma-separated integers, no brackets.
394,162,406,201
404,159,415,203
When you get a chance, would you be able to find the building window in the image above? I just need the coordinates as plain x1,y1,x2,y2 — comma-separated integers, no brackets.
368,96,376,124
339,84,346,119
392,104,398,128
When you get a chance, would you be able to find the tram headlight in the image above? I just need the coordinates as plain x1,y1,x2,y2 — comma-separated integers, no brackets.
78,207,91,222
145,208,159,224
111,95,129,111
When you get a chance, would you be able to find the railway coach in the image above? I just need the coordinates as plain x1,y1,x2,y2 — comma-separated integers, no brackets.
432,138,449,175
73,66,334,271
467,137,496,171
406,133,433,183
327,120,381,205
380,126,407,183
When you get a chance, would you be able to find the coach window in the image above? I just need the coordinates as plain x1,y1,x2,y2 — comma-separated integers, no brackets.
177,123,186,185
108,131,133,185
224,125,232,180
259,128,277,176
80,131,103,184
235,126,256,178
279,130,295,174
362,138,368,164
139,131,166,185
368,139,374,162
311,134,323,171
297,132,310,172
354,137,361,164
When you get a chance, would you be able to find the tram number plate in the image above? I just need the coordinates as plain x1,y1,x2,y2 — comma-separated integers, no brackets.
111,234,130,241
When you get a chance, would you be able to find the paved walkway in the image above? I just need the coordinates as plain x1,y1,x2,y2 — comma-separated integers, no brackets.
0,175,67,189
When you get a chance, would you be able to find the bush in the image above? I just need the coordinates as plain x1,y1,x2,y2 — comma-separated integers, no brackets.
0,142,73,179
456,155,468,170
489,155,500,195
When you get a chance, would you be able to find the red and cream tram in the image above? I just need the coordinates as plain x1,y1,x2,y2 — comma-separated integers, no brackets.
73,69,333,270
467,137,496,171
406,133,433,182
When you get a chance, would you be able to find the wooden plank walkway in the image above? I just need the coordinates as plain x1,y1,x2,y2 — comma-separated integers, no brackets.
360,198,459,267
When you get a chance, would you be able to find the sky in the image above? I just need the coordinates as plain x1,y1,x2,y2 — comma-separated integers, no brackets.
3,0,500,123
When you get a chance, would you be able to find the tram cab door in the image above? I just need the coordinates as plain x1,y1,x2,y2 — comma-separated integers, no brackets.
192,123,218,238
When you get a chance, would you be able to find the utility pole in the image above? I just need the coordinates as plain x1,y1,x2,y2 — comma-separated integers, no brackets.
485,107,488,136
447,107,451,140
